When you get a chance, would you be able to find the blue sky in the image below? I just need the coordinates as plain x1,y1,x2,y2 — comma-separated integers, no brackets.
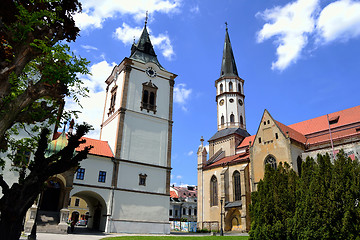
66,0,360,186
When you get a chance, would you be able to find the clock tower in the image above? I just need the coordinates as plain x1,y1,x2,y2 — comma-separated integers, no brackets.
208,24,250,158
100,19,177,233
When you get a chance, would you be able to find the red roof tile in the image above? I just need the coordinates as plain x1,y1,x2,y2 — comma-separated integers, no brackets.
237,135,255,149
275,120,307,144
170,191,178,198
53,132,114,158
205,152,249,169
289,105,360,136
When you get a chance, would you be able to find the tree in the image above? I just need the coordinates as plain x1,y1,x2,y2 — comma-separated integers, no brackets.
0,1,92,239
249,151,360,240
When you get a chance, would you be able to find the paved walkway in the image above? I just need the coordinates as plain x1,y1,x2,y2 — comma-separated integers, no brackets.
19,231,249,240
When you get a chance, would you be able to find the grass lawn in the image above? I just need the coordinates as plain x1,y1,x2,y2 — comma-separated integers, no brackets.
102,236,249,240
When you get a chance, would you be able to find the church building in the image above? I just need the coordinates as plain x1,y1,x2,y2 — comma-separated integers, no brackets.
197,26,360,232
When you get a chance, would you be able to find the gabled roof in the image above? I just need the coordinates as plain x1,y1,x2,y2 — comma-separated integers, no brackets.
220,26,238,78
129,25,164,70
274,120,307,144
289,105,360,136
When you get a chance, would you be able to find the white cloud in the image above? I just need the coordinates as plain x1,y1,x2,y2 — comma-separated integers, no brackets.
173,83,192,111
187,150,194,156
113,23,175,60
190,5,200,14
257,0,360,71
316,0,360,43
65,60,116,139
256,0,319,71
74,0,181,30
81,45,98,51
176,175,182,179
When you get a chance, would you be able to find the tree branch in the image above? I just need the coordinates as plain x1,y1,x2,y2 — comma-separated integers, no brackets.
0,175,9,195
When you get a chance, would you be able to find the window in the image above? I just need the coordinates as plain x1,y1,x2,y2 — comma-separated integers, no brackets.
139,174,147,186
76,168,85,180
240,116,244,125
229,81,233,92
258,137,261,144
75,198,80,207
238,83,241,93
169,209,172,216
98,171,106,183
183,208,186,215
175,210,178,216
141,81,158,113
220,83,223,93
230,114,235,123
329,116,339,124
233,171,241,201
265,155,277,169
267,120,270,124
189,208,192,215
264,121,266,125
108,85,117,116
275,133,278,139
297,156,302,176
194,208,197,216
210,175,218,206
221,116,224,125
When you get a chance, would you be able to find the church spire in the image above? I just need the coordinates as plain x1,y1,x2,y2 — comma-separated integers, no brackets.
130,12,164,69
220,23,238,77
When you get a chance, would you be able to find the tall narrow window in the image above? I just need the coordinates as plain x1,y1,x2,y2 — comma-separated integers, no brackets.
220,83,223,93
108,85,117,116
139,174,147,186
76,168,85,180
141,81,158,113
229,81,233,92
233,171,241,201
240,116,244,125
297,156,302,176
221,116,225,125
75,198,80,207
238,83,241,93
98,171,106,183
230,114,235,123
210,175,218,206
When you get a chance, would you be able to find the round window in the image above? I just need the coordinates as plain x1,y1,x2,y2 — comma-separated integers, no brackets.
238,99,243,106
229,98,234,103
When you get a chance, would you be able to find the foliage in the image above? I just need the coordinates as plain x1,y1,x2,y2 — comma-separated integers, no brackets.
249,151,360,240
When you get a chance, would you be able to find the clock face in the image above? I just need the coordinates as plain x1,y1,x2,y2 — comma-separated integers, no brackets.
219,99,224,106
238,99,243,106
146,67,157,78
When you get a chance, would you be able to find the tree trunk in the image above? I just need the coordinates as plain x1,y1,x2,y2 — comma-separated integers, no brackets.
0,209,25,240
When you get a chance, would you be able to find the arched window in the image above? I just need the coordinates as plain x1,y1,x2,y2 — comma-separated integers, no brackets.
220,83,223,93
229,81,233,92
141,81,158,113
264,155,277,169
210,175,218,206
240,115,244,125
230,114,234,123
221,116,224,125
233,171,241,201
238,83,241,93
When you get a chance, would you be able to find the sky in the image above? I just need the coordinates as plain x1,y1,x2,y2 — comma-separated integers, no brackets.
65,0,360,187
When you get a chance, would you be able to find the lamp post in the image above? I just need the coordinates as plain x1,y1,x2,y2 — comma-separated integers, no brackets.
220,199,224,236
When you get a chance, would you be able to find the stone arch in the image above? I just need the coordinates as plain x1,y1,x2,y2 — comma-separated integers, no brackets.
71,191,107,231
264,154,277,170
40,176,66,212
224,208,241,231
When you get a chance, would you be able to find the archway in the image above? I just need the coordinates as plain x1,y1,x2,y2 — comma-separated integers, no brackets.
71,191,107,232
40,178,65,212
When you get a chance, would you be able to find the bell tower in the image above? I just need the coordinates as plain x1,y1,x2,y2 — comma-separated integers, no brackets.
208,24,250,158
216,23,246,131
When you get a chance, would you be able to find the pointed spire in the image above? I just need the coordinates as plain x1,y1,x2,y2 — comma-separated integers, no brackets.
129,12,164,69
220,22,238,77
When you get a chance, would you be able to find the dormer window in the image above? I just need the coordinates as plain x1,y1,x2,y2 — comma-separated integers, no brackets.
329,115,339,125
141,80,158,113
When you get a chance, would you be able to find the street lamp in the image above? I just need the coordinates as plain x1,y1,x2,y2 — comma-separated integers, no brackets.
220,199,223,236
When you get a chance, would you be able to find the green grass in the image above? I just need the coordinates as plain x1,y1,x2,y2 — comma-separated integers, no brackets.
102,236,249,240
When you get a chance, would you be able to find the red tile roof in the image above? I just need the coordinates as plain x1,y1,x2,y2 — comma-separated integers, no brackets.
237,135,255,148
205,152,249,169
275,120,307,144
171,186,197,198
170,191,178,198
289,105,360,136
53,132,114,158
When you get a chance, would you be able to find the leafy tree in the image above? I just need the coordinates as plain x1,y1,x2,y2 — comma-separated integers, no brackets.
0,1,93,239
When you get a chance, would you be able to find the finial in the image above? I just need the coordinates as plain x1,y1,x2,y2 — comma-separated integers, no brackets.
200,136,204,147
145,11,148,26
133,36,135,44
225,21,228,31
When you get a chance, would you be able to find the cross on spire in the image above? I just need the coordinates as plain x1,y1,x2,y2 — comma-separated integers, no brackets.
145,11,148,26
225,21,228,30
